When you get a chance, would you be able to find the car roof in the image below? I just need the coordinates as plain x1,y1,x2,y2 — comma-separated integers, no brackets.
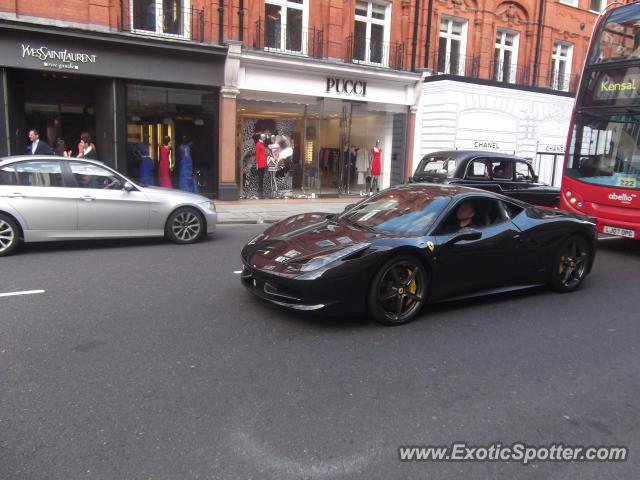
0,155,107,168
420,150,529,162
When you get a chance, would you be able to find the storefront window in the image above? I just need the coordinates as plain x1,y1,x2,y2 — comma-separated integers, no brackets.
127,84,218,195
237,97,388,199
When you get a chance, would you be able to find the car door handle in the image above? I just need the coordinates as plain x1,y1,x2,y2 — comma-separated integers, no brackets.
80,195,95,202
7,192,26,198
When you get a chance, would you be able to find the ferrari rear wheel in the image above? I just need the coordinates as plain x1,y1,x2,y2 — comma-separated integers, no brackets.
551,235,591,292
368,255,427,326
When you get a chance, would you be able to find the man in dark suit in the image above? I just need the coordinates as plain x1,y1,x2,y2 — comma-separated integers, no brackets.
27,129,54,155
78,133,98,160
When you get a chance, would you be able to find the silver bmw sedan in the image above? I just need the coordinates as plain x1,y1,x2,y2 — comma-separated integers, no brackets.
0,156,217,256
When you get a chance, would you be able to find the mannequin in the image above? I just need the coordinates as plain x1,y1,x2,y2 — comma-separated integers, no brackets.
369,139,382,194
159,135,173,188
256,133,267,199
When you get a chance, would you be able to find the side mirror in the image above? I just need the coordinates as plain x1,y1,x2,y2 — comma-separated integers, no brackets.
444,228,482,246
123,181,135,192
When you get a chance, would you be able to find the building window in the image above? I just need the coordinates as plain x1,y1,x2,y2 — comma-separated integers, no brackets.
494,29,519,83
551,41,573,91
559,0,578,7
590,0,605,13
437,17,468,75
264,0,308,54
131,0,190,37
353,1,392,66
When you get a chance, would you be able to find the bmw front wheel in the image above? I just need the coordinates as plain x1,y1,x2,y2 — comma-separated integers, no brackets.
166,207,205,244
368,255,428,326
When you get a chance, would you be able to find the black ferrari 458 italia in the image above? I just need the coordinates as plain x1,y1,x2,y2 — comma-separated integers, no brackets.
241,184,597,325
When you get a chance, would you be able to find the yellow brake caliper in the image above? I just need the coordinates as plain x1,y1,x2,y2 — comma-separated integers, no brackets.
405,268,417,305
559,256,565,274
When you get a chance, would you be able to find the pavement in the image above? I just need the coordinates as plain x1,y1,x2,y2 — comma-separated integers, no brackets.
215,197,359,224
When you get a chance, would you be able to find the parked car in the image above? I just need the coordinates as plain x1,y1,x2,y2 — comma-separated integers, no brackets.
410,150,560,207
0,156,217,256
241,184,596,326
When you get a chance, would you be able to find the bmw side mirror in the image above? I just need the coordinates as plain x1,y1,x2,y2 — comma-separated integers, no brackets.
123,181,135,192
444,228,482,246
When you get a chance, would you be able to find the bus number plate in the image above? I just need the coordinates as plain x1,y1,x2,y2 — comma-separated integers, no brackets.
617,177,637,188
603,226,636,238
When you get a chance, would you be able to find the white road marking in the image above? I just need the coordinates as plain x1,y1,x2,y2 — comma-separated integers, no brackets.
0,289,45,298
233,270,242,274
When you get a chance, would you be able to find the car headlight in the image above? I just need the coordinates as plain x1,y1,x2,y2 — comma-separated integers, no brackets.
200,200,216,212
299,243,371,272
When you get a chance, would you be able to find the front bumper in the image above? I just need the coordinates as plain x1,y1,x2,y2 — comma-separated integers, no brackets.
204,211,217,234
240,263,367,315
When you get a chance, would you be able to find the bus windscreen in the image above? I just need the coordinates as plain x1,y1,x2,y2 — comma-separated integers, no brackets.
589,3,640,65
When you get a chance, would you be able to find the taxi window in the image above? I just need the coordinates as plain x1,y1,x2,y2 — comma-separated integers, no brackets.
515,161,534,182
465,159,490,180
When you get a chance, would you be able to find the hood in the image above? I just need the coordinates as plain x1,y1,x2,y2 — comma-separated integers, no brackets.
141,186,210,203
242,212,375,275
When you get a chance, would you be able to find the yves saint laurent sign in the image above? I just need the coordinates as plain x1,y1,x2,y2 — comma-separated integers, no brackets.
326,77,367,97
21,44,97,71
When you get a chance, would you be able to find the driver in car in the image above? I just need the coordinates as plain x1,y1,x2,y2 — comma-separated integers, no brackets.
456,200,481,229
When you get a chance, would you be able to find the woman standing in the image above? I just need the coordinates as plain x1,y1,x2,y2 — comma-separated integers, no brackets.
158,136,173,188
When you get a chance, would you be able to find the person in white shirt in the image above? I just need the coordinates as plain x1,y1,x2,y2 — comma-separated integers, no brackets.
27,129,53,155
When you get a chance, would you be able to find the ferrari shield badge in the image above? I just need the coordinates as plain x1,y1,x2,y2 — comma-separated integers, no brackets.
426,241,435,252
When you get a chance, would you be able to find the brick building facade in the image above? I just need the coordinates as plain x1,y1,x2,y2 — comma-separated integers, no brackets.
0,0,616,198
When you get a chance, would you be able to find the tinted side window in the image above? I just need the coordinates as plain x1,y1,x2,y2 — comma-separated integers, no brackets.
14,161,64,187
503,201,524,218
515,162,534,182
0,166,17,185
437,197,509,234
465,159,490,180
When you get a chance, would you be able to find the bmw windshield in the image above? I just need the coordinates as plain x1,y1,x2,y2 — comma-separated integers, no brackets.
339,188,452,234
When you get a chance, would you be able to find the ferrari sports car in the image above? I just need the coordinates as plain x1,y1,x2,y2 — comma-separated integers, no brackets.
240,184,597,325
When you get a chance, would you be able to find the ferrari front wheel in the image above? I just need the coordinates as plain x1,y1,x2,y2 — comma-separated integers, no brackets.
368,255,427,326
551,235,591,293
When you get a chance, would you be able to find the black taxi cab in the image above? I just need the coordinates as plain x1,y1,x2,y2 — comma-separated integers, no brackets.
410,150,560,208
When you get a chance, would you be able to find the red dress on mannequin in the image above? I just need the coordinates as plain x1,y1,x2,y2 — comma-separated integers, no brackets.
159,145,173,188
370,147,381,176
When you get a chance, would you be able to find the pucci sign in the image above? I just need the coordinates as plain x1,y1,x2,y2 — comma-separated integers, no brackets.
326,77,367,97
21,44,97,71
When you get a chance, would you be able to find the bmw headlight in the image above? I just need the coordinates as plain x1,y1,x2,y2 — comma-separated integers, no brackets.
200,200,216,212
299,243,371,272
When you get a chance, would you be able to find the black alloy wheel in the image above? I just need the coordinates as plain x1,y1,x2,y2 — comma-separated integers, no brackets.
368,255,427,325
551,235,591,292
166,208,205,244
0,214,20,257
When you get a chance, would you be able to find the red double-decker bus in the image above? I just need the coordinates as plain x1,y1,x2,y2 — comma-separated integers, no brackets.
561,2,640,239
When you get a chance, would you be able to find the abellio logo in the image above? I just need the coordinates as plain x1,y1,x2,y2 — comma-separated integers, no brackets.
608,192,636,203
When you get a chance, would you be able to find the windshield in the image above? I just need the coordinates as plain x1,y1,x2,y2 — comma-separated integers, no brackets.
590,3,640,64
567,113,640,189
417,156,457,176
340,187,452,234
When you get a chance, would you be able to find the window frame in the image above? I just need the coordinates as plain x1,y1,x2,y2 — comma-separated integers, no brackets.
463,158,491,180
589,0,605,13
8,160,66,188
551,40,574,92
353,0,392,66
559,0,578,7
67,161,127,190
494,28,520,83
264,0,309,55
433,196,510,235
438,16,469,75
130,0,191,39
